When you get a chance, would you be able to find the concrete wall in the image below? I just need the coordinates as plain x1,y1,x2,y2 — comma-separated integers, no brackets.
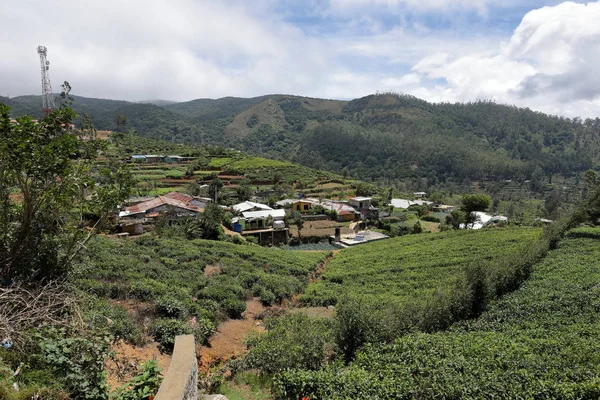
155,335,198,400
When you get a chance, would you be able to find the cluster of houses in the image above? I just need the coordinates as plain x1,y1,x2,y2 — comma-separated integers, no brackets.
130,155,189,163
117,191,382,239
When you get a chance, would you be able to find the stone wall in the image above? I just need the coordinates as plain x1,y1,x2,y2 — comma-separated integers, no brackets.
155,335,198,400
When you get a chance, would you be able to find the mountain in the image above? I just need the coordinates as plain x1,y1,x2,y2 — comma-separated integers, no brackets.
3,92,600,187
136,99,178,107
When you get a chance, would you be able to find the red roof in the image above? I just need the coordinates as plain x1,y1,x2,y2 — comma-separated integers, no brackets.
125,192,202,215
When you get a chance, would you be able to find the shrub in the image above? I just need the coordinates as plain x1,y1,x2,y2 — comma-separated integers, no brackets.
245,313,333,374
222,298,247,318
154,295,189,319
114,360,162,400
150,319,193,353
421,214,441,223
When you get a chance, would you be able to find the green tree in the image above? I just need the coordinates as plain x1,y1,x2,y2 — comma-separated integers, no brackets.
236,178,253,201
208,177,224,202
200,203,224,240
115,113,127,132
291,211,305,239
0,103,133,284
461,193,491,228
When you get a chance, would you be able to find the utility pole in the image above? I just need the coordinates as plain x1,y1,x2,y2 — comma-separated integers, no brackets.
37,45,55,115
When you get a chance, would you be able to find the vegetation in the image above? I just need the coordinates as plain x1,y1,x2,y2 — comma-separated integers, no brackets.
6,92,599,192
301,228,540,307
274,228,600,399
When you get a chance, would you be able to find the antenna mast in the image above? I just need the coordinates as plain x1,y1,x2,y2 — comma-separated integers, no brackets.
37,45,55,115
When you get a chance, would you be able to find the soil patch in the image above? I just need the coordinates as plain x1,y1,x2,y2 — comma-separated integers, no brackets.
106,339,171,392
198,298,266,371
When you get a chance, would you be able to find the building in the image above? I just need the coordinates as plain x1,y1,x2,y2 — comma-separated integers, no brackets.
390,198,434,209
164,155,187,163
130,155,164,163
232,208,286,231
233,201,273,213
432,204,457,213
349,197,379,220
413,192,427,198
320,201,360,222
118,192,208,219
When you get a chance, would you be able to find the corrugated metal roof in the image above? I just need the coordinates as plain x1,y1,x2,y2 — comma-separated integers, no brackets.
233,201,273,213
242,209,286,220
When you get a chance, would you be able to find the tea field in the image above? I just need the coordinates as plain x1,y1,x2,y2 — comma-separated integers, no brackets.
300,227,541,307
276,228,600,399
76,235,328,349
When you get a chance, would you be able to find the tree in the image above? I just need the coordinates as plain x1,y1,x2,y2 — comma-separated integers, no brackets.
208,178,224,202
199,203,224,240
446,210,467,230
236,178,252,201
460,193,491,228
115,113,127,132
0,103,133,284
291,211,304,240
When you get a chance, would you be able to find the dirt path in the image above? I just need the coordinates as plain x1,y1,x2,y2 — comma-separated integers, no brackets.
198,298,266,371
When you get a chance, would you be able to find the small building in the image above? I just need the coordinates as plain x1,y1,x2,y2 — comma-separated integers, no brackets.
241,209,286,230
320,201,360,222
118,192,206,220
144,155,164,163
233,201,273,214
413,192,427,198
131,155,147,163
433,204,457,213
164,155,187,163
349,197,372,210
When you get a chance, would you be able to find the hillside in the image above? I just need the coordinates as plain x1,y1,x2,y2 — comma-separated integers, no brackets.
4,92,600,188
276,228,600,398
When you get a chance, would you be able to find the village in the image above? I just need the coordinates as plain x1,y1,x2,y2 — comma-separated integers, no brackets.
116,153,510,247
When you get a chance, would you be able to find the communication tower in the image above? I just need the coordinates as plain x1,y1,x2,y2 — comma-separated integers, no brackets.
37,45,55,114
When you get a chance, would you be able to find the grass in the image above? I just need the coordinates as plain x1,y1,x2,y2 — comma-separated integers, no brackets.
301,227,541,306
217,371,272,400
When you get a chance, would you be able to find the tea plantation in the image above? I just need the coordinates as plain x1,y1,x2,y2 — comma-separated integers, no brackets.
76,236,328,349
301,227,541,307
275,228,600,399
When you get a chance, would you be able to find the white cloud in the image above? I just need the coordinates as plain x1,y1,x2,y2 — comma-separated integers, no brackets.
1,0,599,118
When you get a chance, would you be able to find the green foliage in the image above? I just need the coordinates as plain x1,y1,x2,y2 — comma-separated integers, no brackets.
150,319,193,353
275,228,600,399
461,193,491,213
245,313,333,374
114,360,162,400
34,329,110,400
301,228,539,307
0,103,132,284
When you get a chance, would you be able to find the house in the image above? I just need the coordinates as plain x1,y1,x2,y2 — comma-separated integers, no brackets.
432,204,457,213
390,198,434,209
274,199,316,212
349,197,379,220
413,192,427,198
118,192,207,219
131,155,147,163
164,155,187,163
320,201,360,222
233,201,273,213
349,197,372,210
144,155,164,163
232,208,286,231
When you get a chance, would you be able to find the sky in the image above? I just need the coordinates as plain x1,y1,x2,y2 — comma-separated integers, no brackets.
2,0,600,118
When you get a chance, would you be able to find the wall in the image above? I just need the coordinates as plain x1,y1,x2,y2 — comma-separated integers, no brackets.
155,335,198,400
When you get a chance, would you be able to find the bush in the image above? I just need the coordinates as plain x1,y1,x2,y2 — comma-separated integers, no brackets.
245,313,333,374
150,319,193,353
154,295,189,319
114,360,162,400
421,215,441,223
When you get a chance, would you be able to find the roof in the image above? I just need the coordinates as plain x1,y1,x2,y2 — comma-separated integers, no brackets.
275,199,296,207
144,155,163,158
131,155,146,159
242,209,286,221
413,192,427,195
351,197,372,202
166,155,184,158
320,201,359,215
233,201,273,213
390,198,433,208
119,192,203,217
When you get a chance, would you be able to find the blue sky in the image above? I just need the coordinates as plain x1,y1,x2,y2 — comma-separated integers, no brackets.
1,0,599,117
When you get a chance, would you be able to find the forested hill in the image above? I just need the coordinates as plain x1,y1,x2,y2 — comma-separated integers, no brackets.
4,92,600,185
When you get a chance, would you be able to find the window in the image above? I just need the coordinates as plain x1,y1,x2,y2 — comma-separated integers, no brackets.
303,204,309,210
